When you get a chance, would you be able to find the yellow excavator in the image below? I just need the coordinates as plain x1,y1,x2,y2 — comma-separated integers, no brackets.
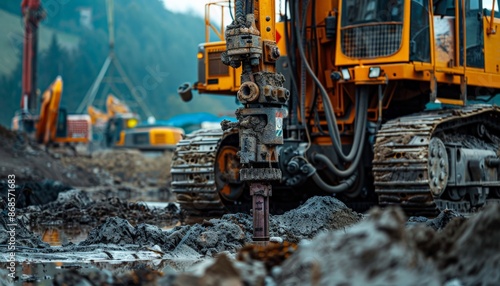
172,0,500,239
88,95,183,151
13,0,91,148
34,77,91,146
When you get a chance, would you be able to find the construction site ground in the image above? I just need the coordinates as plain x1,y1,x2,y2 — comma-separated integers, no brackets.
1,125,499,286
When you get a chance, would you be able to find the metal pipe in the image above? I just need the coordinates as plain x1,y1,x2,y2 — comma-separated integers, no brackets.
250,182,271,243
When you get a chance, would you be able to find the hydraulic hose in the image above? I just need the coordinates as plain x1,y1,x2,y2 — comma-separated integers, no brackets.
245,0,254,15
312,172,357,193
293,0,368,163
300,0,310,131
235,0,245,25
313,90,368,177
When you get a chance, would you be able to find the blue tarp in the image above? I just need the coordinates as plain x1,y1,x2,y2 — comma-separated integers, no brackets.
138,112,236,129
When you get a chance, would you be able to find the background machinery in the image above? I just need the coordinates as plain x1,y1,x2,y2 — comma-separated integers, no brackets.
13,0,91,148
172,0,500,221
88,95,184,152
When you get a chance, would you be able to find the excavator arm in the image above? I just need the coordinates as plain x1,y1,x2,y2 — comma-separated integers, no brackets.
35,77,63,145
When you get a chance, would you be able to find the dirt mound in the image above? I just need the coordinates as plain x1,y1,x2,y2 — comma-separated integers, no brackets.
170,254,267,286
272,196,362,242
407,208,464,230
0,212,49,249
413,204,500,285
224,196,362,243
19,189,180,226
273,204,500,285
5,200,500,285
61,149,173,187
276,207,441,285
79,196,360,259
80,216,247,257
0,126,103,188
0,180,73,209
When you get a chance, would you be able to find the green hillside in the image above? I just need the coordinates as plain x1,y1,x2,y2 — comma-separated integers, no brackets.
0,10,79,76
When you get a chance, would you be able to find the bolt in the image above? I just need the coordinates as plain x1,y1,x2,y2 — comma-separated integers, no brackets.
440,159,446,168
440,172,446,181
272,47,281,59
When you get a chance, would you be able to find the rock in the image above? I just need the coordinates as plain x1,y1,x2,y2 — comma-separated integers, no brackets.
80,217,136,246
276,207,441,286
436,204,500,285
0,212,49,249
168,254,267,286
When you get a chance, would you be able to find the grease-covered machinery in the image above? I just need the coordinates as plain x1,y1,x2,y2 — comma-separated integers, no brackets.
172,0,500,227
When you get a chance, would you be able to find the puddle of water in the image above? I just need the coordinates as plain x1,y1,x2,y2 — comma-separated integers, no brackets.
26,202,184,246
1,257,200,285
29,225,94,246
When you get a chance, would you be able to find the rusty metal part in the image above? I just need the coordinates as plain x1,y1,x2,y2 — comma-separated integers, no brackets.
222,1,287,242
238,82,260,103
223,14,262,68
428,138,449,196
171,128,246,215
373,105,500,215
171,129,226,215
250,182,272,242
237,240,298,271
216,145,244,201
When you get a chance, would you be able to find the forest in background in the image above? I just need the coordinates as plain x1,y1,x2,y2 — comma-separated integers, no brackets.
0,0,238,127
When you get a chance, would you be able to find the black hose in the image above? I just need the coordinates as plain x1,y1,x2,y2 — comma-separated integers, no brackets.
294,1,368,164
228,0,234,21
300,0,309,130
312,172,357,193
294,0,343,156
246,0,254,16
312,89,368,178
235,0,245,24
284,1,299,129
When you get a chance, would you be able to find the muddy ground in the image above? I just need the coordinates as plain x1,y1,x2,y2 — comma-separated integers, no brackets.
1,126,500,285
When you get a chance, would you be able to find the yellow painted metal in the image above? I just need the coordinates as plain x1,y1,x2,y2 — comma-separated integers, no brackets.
330,0,500,108
256,0,277,73
149,127,184,146
275,21,287,56
335,1,411,65
436,98,465,106
36,76,62,145
196,41,241,94
116,130,126,147
484,16,500,74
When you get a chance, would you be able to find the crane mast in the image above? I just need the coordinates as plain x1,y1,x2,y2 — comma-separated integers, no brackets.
20,0,44,117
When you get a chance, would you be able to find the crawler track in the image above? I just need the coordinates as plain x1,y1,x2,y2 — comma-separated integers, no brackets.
373,105,500,215
171,129,226,215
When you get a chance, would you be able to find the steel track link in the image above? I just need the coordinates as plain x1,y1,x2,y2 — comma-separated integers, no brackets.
171,129,226,216
373,105,500,215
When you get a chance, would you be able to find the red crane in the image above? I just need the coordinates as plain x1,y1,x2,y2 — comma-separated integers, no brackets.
20,0,44,116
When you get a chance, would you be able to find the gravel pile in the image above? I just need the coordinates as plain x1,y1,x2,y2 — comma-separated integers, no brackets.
18,189,180,226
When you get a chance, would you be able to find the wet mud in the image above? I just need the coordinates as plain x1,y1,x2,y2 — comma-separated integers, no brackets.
17,189,181,227
1,127,499,285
